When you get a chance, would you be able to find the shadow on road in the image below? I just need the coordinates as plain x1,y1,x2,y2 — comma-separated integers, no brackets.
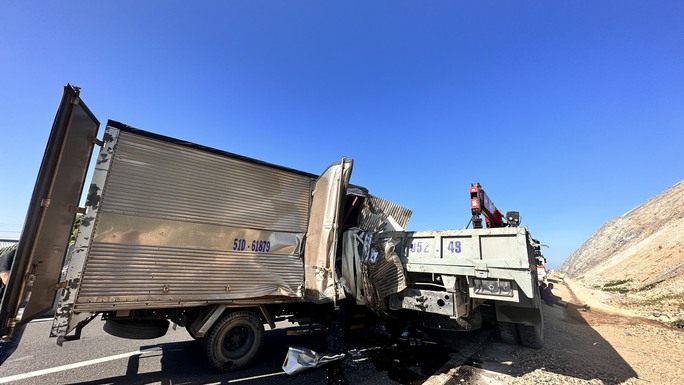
63,281,639,385
64,329,325,385
64,325,455,385
469,280,640,384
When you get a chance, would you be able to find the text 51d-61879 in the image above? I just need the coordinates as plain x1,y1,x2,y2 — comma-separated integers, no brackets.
233,238,271,252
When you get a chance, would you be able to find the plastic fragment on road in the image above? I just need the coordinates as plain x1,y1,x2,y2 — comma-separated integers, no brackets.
282,346,345,375
347,346,382,362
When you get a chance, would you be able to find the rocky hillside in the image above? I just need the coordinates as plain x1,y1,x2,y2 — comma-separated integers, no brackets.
561,180,684,324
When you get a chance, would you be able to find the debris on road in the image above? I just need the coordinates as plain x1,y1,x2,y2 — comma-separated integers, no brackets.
282,347,344,375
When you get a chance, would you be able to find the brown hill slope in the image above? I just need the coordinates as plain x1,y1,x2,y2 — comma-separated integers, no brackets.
561,180,684,323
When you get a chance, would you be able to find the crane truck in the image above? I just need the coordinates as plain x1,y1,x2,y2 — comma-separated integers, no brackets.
366,183,545,348
0,85,544,372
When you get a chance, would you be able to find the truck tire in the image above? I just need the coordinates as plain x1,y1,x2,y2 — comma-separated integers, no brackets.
204,311,264,372
103,319,169,339
497,321,519,345
518,303,544,349
517,322,543,349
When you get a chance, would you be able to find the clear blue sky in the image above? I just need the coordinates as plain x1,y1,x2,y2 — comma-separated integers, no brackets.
1,1,682,269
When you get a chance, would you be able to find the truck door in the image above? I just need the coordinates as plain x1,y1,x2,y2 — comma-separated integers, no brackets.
0,85,99,338
303,158,353,303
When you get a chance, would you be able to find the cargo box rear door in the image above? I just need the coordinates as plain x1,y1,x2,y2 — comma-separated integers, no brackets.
304,159,353,303
0,85,99,337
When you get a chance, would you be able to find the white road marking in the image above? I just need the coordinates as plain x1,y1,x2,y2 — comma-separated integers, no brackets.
29,318,54,323
0,347,162,384
6,355,34,363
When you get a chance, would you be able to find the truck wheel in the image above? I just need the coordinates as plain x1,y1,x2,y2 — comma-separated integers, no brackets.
518,305,544,349
456,308,483,331
517,322,543,349
103,319,169,339
204,311,264,372
497,321,519,345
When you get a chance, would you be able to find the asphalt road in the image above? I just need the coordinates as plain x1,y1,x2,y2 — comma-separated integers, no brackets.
0,317,472,385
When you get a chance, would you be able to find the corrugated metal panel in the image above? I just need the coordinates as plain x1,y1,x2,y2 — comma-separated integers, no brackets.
364,238,407,306
101,131,312,232
0,241,17,253
75,242,304,311
74,126,312,311
357,195,412,232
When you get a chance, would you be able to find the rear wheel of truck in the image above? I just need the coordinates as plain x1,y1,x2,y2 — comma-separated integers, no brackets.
497,321,520,345
517,309,544,349
204,311,264,372
517,322,543,349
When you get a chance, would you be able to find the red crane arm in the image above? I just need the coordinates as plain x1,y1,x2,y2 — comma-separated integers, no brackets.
470,183,505,228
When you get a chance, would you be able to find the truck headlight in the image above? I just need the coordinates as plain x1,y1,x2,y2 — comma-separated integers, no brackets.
473,279,514,297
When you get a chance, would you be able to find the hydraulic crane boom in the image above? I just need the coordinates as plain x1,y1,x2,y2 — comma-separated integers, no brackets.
469,183,506,228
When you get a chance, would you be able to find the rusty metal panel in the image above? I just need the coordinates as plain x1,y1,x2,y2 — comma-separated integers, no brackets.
64,123,313,316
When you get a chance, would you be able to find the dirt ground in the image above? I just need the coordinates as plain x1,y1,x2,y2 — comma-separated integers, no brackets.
452,276,684,385
552,278,684,384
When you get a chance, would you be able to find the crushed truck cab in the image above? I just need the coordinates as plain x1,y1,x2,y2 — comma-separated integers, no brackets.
383,227,544,348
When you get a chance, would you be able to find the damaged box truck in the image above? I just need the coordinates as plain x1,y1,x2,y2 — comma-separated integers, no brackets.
0,85,543,372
